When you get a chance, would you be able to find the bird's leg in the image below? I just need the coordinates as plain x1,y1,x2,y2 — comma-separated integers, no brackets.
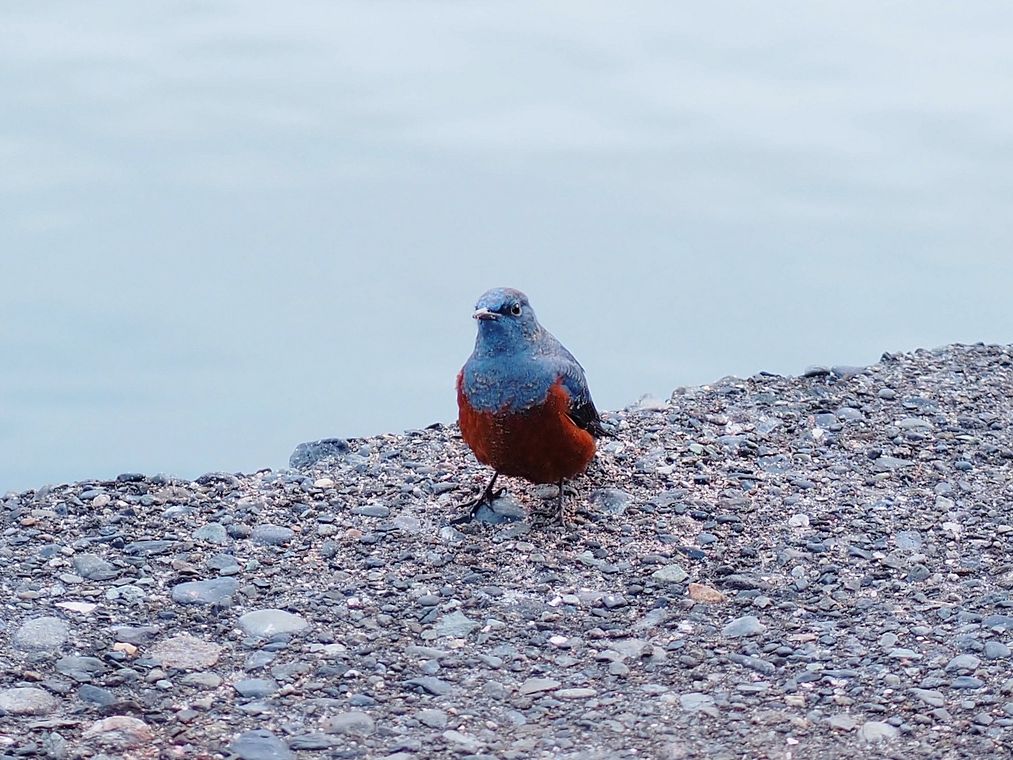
450,471,500,524
555,478,567,527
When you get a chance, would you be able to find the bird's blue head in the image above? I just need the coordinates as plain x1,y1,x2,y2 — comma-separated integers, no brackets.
470,287,542,355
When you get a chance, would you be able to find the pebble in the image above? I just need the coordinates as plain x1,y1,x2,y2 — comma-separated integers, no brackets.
652,564,688,583
0,687,59,715
857,721,898,743
417,708,448,728
13,616,69,651
679,692,717,715
433,610,478,638
149,634,223,669
78,684,117,705
688,583,726,603
518,677,561,695
171,577,239,605
252,524,295,545
238,609,309,637
322,711,376,736
403,677,453,696
194,523,229,544
230,729,294,760
590,488,633,515
828,714,858,731
72,553,117,580
81,716,152,749
721,615,765,638
55,655,106,682
233,678,278,698
946,654,981,673
180,672,223,689
557,688,597,699
985,641,1011,660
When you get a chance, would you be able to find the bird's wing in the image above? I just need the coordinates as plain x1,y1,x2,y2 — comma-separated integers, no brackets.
546,351,606,438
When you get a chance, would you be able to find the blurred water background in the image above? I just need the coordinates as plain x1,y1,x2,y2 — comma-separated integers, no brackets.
3,1,1012,491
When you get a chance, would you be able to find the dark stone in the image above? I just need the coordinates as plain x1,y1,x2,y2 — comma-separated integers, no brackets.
289,438,350,469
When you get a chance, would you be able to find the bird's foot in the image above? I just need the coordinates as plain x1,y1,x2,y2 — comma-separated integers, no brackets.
448,487,505,525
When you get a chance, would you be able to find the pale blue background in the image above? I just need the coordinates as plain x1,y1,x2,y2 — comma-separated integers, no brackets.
3,2,1012,492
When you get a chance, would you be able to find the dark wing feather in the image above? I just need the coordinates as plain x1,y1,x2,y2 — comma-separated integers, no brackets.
537,329,609,438
555,360,607,438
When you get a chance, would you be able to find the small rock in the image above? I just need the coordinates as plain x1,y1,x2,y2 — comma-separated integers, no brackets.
180,672,223,689
788,514,810,528
194,523,229,544
230,729,294,760
322,711,375,736
78,684,117,706
721,615,765,638
519,677,561,695
679,692,716,714
149,634,223,670
652,564,688,583
985,641,1011,660
233,678,278,698
0,687,59,715
828,714,858,731
857,721,898,743
13,617,69,651
82,716,152,749
171,577,239,606
55,655,106,682
252,524,295,545
688,583,726,603
416,708,448,728
72,553,117,581
556,688,597,699
290,438,349,468
403,677,453,696
433,610,478,638
442,730,482,752
238,609,309,637
946,654,981,673
590,488,633,515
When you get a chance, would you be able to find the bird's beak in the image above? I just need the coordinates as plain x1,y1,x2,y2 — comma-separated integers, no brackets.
472,307,497,321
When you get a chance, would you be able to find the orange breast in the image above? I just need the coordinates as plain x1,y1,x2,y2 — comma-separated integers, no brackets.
457,372,596,484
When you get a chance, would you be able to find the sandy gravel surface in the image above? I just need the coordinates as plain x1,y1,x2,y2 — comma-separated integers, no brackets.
2,343,1013,759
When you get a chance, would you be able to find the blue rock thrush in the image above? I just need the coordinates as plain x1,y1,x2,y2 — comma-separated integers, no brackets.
455,287,605,525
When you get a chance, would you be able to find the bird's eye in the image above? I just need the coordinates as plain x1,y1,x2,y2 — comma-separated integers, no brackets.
510,303,522,316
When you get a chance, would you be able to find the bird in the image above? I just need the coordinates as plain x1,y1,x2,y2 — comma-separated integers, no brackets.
455,287,605,526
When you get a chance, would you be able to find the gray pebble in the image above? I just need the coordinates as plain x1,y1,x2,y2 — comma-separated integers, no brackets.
985,641,1011,660
55,655,106,682
722,615,765,638
149,634,223,670
252,524,295,545
321,711,376,736
403,677,454,696
946,654,981,672
0,687,59,715
171,577,239,605
14,617,69,651
229,729,293,760
72,553,117,581
233,678,278,698
194,523,229,544
417,708,448,728
433,610,478,638
651,564,688,583
238,609,309,637
858,721,898,742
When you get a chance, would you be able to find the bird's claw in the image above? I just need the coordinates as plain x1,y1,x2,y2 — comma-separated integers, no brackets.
448,488,504,525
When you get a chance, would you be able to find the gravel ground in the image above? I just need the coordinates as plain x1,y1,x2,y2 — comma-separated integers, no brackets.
2,343,1013,760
